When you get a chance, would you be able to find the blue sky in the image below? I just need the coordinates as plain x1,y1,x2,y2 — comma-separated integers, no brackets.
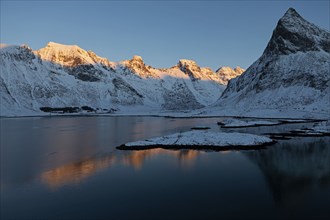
1,0,329,70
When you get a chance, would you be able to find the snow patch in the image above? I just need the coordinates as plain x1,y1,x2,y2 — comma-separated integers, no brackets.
219,119,279,128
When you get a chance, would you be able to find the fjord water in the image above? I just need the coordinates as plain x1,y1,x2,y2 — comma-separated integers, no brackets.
1,116,329,220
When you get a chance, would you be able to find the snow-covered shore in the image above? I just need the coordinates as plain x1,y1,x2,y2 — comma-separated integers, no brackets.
1,106,329,120
218,118,279,128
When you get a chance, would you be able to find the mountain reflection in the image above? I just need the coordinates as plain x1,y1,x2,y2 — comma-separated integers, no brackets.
245,138,330,206
41,155,116,189
122,149,200,169
41,149,200,188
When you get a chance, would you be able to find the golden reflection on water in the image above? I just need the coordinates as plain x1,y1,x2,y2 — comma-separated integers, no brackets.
41,155,116,189
41,149,200,189
122,149,200,169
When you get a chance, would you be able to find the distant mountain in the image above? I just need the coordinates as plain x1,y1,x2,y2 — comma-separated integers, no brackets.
215,66,245,85
0,42,241,116
216,8,330,116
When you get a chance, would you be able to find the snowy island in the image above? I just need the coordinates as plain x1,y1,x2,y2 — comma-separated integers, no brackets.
117,130,275,151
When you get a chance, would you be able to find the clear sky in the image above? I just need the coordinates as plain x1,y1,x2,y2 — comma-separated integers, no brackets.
1,0,329,70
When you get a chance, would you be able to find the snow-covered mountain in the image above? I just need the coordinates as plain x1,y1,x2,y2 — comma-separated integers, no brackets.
0,42,239,116
215,8,330,117
215,66,245,85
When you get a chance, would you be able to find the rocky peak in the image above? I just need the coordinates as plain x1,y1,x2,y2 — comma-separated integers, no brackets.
126,55,151,74
216,66,245,75
36,42,90,66
178,59,198,69
216,66,232,73
234,66,245,74
282,7,301,20
36,42,112,67
215,66,245,84
0,44,36,62
132,55,143,62
177,59,201,74
128,55,145,66
264,8,330,56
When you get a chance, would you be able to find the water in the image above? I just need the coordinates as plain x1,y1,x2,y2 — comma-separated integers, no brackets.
1,116,329,220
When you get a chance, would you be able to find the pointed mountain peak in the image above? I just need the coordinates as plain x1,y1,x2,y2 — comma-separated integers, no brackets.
263,8,330,56
282,8,301,19
125,55,151,74
278,7,307,29
177,59,200,72
132,55,143,61
129,55,145,65
177,59,202,79
178,59,197,67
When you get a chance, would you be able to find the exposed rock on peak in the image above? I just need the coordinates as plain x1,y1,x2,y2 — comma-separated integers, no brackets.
178,59,198,67
176,60,242,84
216,66,244,74
177,59,200,72
283,7,301,19
132,55,143,62
176,59,202,80
264,8,330,56
124,55,152,76
0,44,36,63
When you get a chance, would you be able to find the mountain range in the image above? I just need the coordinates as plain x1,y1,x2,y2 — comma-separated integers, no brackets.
0,42,243,116
1,8,329,118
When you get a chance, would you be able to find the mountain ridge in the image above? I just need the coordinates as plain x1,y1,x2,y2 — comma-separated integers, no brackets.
0,42,243,116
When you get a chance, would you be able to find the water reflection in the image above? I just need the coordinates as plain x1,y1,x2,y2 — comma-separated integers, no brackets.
2,117,330,219
40,149,201,189
1,116,216,190
41,154,116,189
122,149,200,169
245,138,330,206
